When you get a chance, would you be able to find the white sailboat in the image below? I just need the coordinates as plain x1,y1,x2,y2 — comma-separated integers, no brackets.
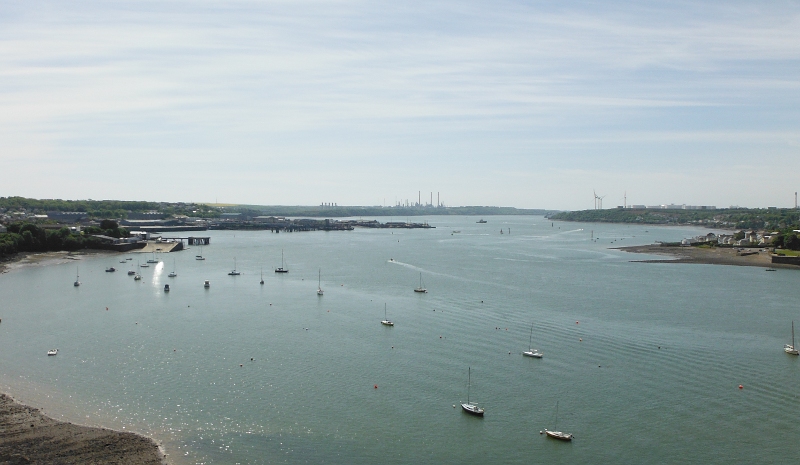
196,245,205,260
317,268,324,295
461,367,484,416
228,257,241,276
260,268,264,285
544,401,573,441
275,250,288,273
785,321,799,355
168,258,177,277
414,272,427,293
73,267,80,287
523,323,543,358
381,303,393,326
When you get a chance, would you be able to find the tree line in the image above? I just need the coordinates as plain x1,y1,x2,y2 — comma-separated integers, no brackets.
0,222,129,259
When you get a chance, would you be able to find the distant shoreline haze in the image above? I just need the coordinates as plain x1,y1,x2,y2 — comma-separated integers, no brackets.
0,196,556,218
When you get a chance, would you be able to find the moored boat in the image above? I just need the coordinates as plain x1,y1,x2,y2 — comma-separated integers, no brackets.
785,321,799,355
461,367,484,416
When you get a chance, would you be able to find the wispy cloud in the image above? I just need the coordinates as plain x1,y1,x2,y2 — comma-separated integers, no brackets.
1,1,798,207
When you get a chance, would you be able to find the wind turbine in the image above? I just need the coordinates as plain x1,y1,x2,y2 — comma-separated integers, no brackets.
593,190,605,209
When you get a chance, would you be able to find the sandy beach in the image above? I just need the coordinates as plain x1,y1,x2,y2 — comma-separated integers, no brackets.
0,250,115,275
0,393,166,464
617,244,797,269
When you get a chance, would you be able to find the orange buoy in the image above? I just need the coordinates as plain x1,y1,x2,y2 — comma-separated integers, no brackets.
576,321,579,324
579,338,582,342
374,384,378,389
739,385,743,389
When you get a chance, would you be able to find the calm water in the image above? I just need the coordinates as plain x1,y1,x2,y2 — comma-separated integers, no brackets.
1,216,798,464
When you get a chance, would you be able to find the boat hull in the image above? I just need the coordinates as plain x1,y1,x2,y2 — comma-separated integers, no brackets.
523,350,543,358
461,403,484,416
784,345,799,355
545,430,572,441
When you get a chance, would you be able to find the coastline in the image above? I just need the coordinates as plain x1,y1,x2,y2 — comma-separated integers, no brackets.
0,392,167,464
616,244,798,269
0,250,115,275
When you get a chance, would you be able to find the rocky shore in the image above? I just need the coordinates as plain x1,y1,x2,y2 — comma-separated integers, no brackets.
616,244,796,268
0,393,166,464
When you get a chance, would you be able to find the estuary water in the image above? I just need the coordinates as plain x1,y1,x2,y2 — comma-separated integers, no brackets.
1,216,798,464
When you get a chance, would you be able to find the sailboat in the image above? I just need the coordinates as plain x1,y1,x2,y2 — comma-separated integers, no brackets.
414,272,427,293
317,268,324,295
168,258,177,277
523,323,543,358
275,250,289,273
147,252,158,264
381,303,393,326
544,401,573,441
228,257,241,276
73,267,80,287
196,245,205,260
260,268,264,285
785,321,799,355
461,367,484,416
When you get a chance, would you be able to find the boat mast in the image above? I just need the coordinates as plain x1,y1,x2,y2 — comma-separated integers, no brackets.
529,323,533,351
555,401,559,430
467,367,471,404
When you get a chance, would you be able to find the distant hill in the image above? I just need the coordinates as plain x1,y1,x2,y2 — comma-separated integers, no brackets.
548,208,800,230
233,205,557,217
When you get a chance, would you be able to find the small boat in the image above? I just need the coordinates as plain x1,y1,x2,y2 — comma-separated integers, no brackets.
127,270,136,275
414,273,427,293
168,259,177,277
785,321,799,355
140,262,149,268
147,252,158,264
766,268,777,271
126,257,133,261
260,268,264,285
461,367,484,416
317,268,323,295
523,323,543,358
119,260,126,263
73,267,80,287
134,274,142,281
196,245,205,260
452,230,461,234
164,284,170,292
204,279,210,288
105,267,116,272
275,250,289,273
228,257,241,276
477,219,487,224
47,349,58,356
381,303,393,326
544,401,572,441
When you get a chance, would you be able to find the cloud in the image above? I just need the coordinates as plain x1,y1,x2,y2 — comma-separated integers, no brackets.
1,1,799,208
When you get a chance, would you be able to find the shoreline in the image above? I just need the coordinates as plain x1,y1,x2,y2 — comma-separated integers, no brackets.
0,249,116,275
0,392,167,464
616,244,798,269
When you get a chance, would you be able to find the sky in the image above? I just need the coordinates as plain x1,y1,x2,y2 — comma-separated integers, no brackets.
1,0,799,210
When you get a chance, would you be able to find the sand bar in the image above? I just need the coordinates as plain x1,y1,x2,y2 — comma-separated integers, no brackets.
0,393,166,464
617,244,798,269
